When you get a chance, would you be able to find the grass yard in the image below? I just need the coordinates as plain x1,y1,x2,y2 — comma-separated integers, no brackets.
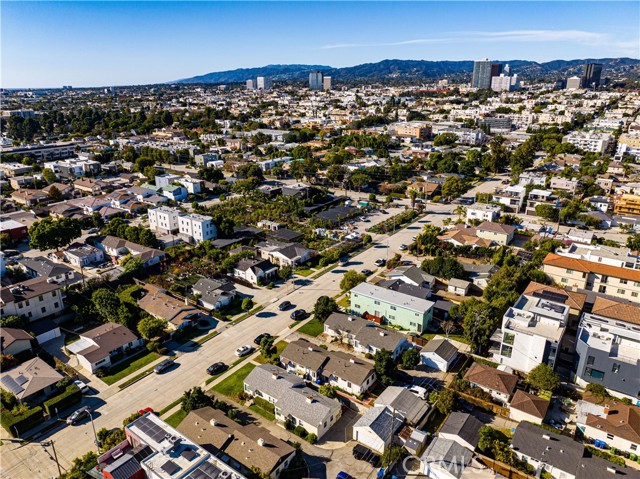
294,267,316,277
165,408,187,428
249,404,275,421
337,296,350,309
101,351,161,386
255,340,289,364
212,363,256,399
296,318,325,337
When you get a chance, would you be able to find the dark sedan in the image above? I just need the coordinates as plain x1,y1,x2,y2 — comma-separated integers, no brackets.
206,362,226,375
254,333,272,345
290,309,309,320
278,301,292,311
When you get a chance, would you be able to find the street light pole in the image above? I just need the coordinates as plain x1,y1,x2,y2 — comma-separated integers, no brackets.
88,411,100,454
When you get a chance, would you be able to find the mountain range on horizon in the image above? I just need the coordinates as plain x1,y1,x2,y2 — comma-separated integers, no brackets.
176,57,640,85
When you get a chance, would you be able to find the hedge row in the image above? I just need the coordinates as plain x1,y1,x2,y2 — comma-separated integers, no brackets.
1,406,44,437
43,384,82,416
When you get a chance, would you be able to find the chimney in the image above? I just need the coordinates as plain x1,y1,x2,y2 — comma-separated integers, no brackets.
543,434,551,440
257,438,266,447
350,358,356,364
607,466,617,474
379,331,386,337
271,372,278,380
603,405,610,415
348,317,354,321
209,419,217,427
308,346,314,352
306,396,314,404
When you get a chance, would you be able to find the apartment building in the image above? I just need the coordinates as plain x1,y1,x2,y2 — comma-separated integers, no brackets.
492,184,526,212
555,244,640,270
526,189,559,215
349,282,434,333
389,122,431,140
550,177,579,193
491,292,570,373
575,297,640,401
466,203,501,224
476,221,516,246
518,172,546,187
0,278,65,322
614,194,640,216
148,206,216,244
542,253,640,302
562,132,613,154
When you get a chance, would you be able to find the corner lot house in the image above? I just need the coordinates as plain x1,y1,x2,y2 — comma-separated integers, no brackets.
323,313,410,360
463,362,517,405
67,322,144,373
0,357,63,405
243,364,342,440
349,282,434,333
420,338,458,372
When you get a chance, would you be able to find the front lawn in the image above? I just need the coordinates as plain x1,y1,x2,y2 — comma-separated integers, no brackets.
249,404,275,421
255,340,289,364
296,318,325,337
212,363,256,399
101,351,161,386
165,408,187,428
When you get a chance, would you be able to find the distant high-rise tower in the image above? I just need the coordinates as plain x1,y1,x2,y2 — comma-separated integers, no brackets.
256,76,273,90
491,63,503,77
472,58,493,89
503,64,511,76
309,70,324,91
246,79,256,90
582,63,603,89
566,76,582,90
322,76,332,91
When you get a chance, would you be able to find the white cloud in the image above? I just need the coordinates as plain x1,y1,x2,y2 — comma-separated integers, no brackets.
321,29,639,57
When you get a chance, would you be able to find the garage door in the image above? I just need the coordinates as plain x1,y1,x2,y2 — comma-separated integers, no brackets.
36,327,61,345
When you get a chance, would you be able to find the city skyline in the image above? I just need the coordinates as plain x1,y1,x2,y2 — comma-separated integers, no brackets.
2,1,639,88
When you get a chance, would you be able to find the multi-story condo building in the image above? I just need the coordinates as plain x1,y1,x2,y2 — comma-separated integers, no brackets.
491,292,570,373
466,203,501,224
562,132,613,154
575,297,640,401
542,253,640,302
0,278,65,322
349,282,434,333
550,177,579,193
566,76,582,89
492,184,526,212
256,76,273,90
471,58,492,89
526,189,559,216
582,62,603,88
614,194,640,216
389,122,432,140
148,206,217,244
439,127,486,146
518,172,547,187
309,70,324,91
322,76,332,91
555,244,640,270
491,73,520,92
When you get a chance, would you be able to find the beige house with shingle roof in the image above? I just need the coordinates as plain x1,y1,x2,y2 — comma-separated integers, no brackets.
509,390,550,424
0,357,63,404
137,283,201,330
464,362,518,405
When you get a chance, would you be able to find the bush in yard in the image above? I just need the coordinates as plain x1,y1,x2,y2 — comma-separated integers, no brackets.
313,295,338,322
306,433,318,444
400,348,420,369
527,363,560,392
1,405,44,437
253,396,275,414
435,388,457,415
122,411,143,427
242,297,254,311
43,384,82,416
182,387,214,413
293,425,308,439
319,384,337,398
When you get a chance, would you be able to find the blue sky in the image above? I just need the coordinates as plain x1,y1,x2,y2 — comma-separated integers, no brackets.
2,1,639,88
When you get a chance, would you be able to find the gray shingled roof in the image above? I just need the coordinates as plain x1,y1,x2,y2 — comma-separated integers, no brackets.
438,412,483,448
244,364,340,426
420,338,458,362
374,386,430,425
420,437,472,479
511,422,584,474
353,406,404,444
324,313,406,351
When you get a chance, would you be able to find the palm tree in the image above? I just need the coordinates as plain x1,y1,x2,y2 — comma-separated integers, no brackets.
453,205,467,222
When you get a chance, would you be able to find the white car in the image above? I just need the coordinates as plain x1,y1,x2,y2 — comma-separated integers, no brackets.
399,244,408,251
374,258,386,267
235,345,254,357
73,380,90,394
407,385,428,400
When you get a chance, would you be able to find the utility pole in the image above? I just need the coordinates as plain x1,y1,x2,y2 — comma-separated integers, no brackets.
41,441,62,477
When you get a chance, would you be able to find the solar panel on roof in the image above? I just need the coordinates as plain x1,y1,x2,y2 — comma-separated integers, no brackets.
1,376,25,395
181,449,197,461
161,460,180,475
15,374,28,386
184,462,222,479
533,290,568,304
135,415,169,443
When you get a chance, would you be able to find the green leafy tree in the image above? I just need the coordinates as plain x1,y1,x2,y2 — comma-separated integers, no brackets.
97,428,126,453
433,132,458,146
319,384,337,398
0,315,26,329
28,217,82,251
535,204,559,222
137,317,167,340
42,168,57,184
374,349,396,386
198,167,224,183
400,348,420,370
458,298,499,353
527,363,561,391
340,270,367,292
586,383,610,403
627,234,640,252
260,336,276,358
241,297,254,311
59,452,98,479
312,296,338,322
441,176,466,200
434,388,457,415
181,387,214,413
92,288,122,323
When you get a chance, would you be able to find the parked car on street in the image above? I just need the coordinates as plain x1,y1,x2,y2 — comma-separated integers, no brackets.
374,258,386,267
235,345,254,357
278,301,292,311
66,406,91,425
154,359,175,374
73,380,90,394
290,309,309,321
254,333,272,345
206,362,227,375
